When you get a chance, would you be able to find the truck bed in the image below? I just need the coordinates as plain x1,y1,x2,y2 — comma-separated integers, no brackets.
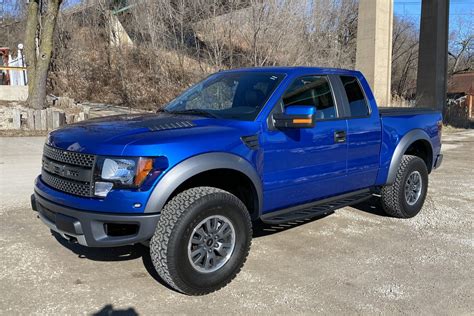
376,107,443,186
379,107,440,116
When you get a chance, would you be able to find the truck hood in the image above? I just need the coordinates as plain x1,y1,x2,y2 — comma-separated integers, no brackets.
47,113,259,156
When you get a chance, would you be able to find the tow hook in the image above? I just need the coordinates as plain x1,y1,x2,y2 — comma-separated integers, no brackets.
63,234,78,244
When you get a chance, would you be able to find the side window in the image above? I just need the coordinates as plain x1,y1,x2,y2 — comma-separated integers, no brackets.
340,76,370,117
283,76,337,119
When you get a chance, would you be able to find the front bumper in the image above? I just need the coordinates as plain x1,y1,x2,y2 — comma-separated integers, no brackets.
32,192,160,247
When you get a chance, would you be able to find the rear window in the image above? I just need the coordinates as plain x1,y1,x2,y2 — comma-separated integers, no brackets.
340,76,369,117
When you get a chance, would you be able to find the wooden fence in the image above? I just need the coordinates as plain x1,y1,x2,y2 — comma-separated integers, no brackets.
444,95,473,128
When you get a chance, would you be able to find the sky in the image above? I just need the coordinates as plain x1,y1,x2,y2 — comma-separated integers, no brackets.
394,0,474,32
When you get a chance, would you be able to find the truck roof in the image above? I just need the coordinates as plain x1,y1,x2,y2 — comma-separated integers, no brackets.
221,66,362,76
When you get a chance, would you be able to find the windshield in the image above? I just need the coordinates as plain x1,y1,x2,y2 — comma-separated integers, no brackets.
164,72,284,121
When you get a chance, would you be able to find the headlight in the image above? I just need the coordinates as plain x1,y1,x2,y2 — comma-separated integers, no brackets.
99,157,154,186
101,158,137,185
95,157,158,197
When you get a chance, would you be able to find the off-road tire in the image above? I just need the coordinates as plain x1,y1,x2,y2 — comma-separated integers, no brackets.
381,155,428,218
150,186,252,295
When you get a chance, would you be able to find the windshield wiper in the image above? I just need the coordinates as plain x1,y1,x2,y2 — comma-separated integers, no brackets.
166,109,219,118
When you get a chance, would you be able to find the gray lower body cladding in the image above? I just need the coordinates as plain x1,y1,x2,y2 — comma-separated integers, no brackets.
32,192,160,247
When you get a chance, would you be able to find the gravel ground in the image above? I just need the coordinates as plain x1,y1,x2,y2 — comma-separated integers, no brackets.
0,130,473,315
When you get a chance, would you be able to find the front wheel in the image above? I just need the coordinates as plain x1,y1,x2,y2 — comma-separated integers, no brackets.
380,155,429,218
150,187,252,295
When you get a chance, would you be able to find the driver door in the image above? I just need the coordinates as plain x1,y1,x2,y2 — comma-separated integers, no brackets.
261,75,348,213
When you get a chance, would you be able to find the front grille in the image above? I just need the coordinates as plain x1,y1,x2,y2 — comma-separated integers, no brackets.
42,145,96,197
43,145,95,168
42,170,93,197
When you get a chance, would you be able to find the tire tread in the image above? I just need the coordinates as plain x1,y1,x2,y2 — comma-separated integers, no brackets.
381,155,427,218
150,186,251,295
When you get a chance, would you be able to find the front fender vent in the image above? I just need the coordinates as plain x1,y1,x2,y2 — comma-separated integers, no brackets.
241,134,259,150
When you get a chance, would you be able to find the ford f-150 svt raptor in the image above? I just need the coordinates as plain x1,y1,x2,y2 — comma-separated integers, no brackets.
31,67,443,295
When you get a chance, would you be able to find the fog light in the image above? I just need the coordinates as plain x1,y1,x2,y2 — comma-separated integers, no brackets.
95,182,113,197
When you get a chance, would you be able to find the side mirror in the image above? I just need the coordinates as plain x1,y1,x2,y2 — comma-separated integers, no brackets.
272,105,316,128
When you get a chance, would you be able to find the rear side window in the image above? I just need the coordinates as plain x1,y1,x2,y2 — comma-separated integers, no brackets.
283,76,337,119
340,76,369,117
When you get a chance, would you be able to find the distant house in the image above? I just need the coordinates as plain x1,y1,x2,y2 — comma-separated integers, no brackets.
446,71,474,126
448,71,474,99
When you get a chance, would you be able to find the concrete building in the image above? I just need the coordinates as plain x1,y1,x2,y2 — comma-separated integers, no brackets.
0,47,28,101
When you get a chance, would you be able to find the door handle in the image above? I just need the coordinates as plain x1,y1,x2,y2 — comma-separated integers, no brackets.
334,130,346,143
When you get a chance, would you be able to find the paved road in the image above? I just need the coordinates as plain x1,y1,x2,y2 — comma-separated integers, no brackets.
1,130,473,315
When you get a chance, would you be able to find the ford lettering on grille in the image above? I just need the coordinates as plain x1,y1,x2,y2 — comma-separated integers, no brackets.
41,145,96,197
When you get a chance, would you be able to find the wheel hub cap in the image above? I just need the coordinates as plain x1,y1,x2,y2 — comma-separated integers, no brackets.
404,171,422,206
187,215,236,273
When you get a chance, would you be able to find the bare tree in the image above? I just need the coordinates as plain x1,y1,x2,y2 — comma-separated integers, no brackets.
391,16,419,98
25,0,63,109
12,0,428,109
448,18,473,75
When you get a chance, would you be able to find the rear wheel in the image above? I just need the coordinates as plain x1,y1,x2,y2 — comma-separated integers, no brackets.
381,155,428,218
150,186,252,295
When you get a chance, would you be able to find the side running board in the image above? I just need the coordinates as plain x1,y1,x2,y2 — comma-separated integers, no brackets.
261,189,373,224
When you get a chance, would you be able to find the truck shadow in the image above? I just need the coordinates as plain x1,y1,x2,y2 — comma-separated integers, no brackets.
252,197,389,237
92,304,138,316
52,232,144,262
52,197,388,259
350,197,389,217
51,231,175,290
51,196,388,290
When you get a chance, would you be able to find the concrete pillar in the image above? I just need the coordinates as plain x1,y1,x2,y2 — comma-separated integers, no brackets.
52,111,66,129
52,111,61,129
27,109,35,130
78,112,89,122
355,0,394,106
416,0,449,110
34,110,42,130
12,109,21,129
40,109,48,130
108,11,134,47
46,108,53,130
66,114,75,124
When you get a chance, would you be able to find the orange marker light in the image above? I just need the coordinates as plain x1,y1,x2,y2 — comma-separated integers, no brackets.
293,118,312,124
134,158,153,186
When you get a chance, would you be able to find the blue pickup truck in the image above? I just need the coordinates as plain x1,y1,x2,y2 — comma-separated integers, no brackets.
32,67,443,295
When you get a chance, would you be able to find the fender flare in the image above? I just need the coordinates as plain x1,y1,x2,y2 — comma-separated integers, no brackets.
386,129,433,184
144,152,262,215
